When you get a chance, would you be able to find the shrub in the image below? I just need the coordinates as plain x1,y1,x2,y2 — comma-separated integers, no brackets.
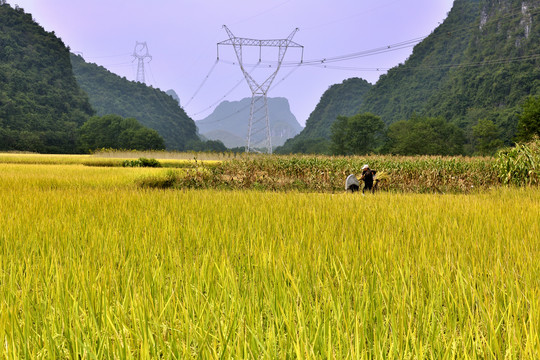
122,157,161,168
495,138,539,186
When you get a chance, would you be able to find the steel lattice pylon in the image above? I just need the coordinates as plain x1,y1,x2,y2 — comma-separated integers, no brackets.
218,25,303,153
132,41,152,84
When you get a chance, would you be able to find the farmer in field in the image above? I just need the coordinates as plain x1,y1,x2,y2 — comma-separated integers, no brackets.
360,164,377,194
345,174,360,192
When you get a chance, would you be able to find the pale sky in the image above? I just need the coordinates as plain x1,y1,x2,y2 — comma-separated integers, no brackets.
8,0,454,125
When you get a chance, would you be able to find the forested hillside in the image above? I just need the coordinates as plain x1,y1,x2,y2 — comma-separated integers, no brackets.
0,3,94,153
361,0,540,143
280,0,540,154
276,78,372,154
421,0,540,144
359,0,479,125
71,54,199,150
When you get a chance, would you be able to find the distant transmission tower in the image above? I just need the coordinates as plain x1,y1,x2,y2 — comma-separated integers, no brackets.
217,25,303,154
132,41,152,84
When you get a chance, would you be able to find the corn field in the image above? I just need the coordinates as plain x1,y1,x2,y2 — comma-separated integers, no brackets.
139,140,540,193
140,155,500,193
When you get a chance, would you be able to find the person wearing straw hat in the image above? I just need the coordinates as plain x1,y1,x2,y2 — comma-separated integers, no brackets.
360,164,377,194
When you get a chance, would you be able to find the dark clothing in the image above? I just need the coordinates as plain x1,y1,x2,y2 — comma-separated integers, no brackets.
361,169,377,193
349,184,360,192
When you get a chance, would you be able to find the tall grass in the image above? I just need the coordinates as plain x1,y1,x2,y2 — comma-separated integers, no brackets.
0,162,539,358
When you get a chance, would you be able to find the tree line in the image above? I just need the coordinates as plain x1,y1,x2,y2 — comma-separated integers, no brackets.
328,95,540,156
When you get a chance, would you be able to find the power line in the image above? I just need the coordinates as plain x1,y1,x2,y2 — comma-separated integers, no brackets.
270,62,302,91
184,60,219,108
216,25,303,153
195,65,303,126
192,52,540,126
196,102,252,125
215,1,540,70
189,77,246,118
83,53,132,59
305,53,540,72
189,62,262,118
188,2,540,125
87,0,540,128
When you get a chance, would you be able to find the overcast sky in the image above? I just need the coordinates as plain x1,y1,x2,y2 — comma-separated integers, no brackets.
9,0,454,125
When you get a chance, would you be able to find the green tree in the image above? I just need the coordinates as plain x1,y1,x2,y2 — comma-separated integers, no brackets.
386,116,465,155
79,114,165,152
185,139,228,152
472,119,504,155
0,3,94,153
516,95,540,142
330,113,384,155
330,116,348,155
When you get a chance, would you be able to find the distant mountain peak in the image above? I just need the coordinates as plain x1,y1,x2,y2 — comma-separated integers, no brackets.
196,97,303,148
166,89,181,106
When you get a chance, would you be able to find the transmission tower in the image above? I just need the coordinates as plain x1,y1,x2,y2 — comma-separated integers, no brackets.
132,41,152,84
217,25,303,154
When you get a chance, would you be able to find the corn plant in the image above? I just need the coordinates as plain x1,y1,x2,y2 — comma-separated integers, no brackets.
495,138,539,186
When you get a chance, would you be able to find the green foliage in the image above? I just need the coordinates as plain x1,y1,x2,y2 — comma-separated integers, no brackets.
495,138,539,186
385,116,465,155
516,95,540,141
70,54,199,151
79,114,165,152
185,139,228,152
360,0,481,124
275,138,330,155
0,3,94,153
360,0,540,137
122,158,161,168
330,113,384,155
472,119,504,155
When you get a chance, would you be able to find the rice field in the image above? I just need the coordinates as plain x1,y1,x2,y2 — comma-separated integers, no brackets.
0,154,539,358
